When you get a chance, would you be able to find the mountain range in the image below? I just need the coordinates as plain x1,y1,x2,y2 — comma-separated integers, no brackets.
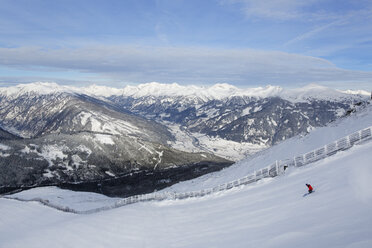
0,82,369,195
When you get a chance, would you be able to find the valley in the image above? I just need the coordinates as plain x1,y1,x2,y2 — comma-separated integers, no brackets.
0,82,369,196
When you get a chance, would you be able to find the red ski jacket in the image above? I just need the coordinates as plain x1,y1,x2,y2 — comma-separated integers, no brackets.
307,184,313,191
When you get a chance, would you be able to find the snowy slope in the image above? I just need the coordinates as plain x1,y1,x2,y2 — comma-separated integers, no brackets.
5,186,121,212
1,139,371,248
164,103,372,192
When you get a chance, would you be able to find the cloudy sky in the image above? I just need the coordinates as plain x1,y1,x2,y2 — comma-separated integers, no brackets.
0,0,371,90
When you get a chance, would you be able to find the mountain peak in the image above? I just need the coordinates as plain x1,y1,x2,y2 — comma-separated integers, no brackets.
0,82,73,97
281,84,362,102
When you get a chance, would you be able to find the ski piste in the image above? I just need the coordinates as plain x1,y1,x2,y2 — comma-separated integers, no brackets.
303,190,315,197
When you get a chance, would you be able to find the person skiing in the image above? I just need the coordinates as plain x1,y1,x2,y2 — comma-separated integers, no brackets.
306,183,313,193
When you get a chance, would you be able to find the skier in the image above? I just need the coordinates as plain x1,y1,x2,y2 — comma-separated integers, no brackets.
306,183,313,193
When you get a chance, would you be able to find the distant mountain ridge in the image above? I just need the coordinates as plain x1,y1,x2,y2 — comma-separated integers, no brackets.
106,83,368,150
1,82,369,101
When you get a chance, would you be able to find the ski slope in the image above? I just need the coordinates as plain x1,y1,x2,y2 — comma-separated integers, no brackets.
1,104,372,248
1,136,372,247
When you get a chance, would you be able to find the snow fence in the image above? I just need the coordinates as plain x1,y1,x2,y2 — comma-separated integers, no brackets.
4,126,372,214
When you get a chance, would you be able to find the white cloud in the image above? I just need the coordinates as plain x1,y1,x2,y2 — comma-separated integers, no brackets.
0,45,371,89
225,0,372,24
223,0,319,20
284,19,347,46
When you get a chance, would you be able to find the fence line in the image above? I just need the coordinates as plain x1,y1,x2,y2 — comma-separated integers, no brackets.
4,126,372,214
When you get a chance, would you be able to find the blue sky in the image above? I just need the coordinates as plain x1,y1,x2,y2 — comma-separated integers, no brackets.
0,0,371,90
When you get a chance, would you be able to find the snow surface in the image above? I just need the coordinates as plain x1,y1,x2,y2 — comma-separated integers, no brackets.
75,110,140,136
0,143,11,157
1,140,372,248
0,82,75,97
166,123,266,160
94,133,115,145
0,143,10,150
341,89,370,96
115,82,368,103
5,187,121,212
40,144,68,166
1,103,372,247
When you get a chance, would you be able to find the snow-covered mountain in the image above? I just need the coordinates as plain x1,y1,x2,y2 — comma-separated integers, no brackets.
2,81,368,103
1,100,371,248
23,81,364,101
0,88,171,141
1,82,368,161
0,85,231,195
108,83,369,158
0,82,369,195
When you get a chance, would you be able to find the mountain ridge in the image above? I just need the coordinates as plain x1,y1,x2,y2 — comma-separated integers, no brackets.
0,88,232,195
1,82,369,102
1,82,368,159
0,82,369,196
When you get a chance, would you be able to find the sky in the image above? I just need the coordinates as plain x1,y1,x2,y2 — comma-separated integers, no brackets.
0,0,371,90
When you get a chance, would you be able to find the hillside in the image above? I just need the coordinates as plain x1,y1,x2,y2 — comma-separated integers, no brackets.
164,102,372,192
0,84,232,195
1,82,369,161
